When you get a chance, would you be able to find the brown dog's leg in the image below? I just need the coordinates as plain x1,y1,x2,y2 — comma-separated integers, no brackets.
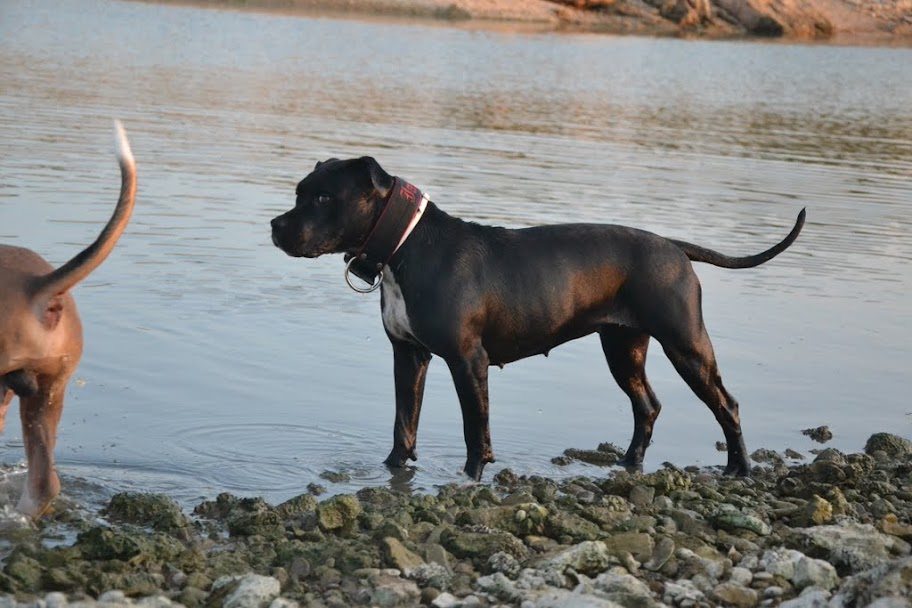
0,388,12,434
17,380,64,518
662,334,750,476
600,326,662,469
384,340,432,468
446,348,495,481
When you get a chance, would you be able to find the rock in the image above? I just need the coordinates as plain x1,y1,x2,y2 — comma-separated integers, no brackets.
103,493,190,535
759,548,804,580
431,592,460,608
268,600,299,608
408,562,451,590
793,556,838,591
98,590,127,603
561,448,619,466
881,514,912,541
44,593,67,608
729,566,753,586
475,571,520,603
380,537,425,576
369,573,421,608
523,588,625,607
830,556,912,606
662,579,707,605
865,433,912,457
789,522,912,573
545,510,602,542
628,486,655,510
711,582,759,608
539,541,617,576
319,470,351,483
602,532,655,562
593,570,659,608
801,426,834,443
779,588,831,608
440,527,527,566
800,495,833,526
317,495,362,535
210,574,281,608
487,551,521,578
643,536,674,571
710,508,771,536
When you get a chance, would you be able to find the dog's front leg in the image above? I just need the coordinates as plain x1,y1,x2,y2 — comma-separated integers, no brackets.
446,350,495,481
384,340,432,468
17,379,64,519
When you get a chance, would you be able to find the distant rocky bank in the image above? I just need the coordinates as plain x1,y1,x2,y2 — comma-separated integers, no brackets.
142,0,912,44
1,432,911,607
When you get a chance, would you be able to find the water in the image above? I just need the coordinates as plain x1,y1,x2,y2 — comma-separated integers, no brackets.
0,0,910,512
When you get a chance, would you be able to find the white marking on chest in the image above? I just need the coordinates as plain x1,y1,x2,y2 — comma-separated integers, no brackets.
381,271,414,341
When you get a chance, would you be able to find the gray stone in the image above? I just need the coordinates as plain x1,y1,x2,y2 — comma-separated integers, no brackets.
789,523,911,573
476,572,521,603
431,593,460,608
98,592,127,604
729,566,753,586
778,588,831,608
268,600,299,608
593,571,658,608
711,508,771,536
488,551,522,578
369,573,421,608
793,556,838,591
629,486,655,510
426,543,453,572
539,541,617,576
662,580,706,605
523,588,625,607
864,433,912,457
135,599,173,608
830,556,912,607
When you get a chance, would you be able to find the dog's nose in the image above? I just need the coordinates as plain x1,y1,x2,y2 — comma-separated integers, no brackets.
271,216,286,231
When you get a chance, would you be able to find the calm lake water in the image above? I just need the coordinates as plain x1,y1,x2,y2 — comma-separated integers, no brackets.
0,0,910,513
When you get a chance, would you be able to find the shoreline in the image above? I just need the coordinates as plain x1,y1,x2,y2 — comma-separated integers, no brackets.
1,432,911,606
133,0,912,46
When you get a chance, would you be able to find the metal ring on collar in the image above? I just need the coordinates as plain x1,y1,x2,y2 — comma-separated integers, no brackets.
344,257,383,293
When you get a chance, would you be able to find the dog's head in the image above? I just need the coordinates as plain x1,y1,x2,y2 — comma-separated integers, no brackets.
271,157,394,258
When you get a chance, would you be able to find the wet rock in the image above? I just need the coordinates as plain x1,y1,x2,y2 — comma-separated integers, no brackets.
865,433,912,457
317,495,362,535
104,493,191,535
560,447,620,466
319,470,351,483
459,503,548,537
275,494,318,519
440,526,527,566
522,588,625,607
801,426,833,443
785,449,805,460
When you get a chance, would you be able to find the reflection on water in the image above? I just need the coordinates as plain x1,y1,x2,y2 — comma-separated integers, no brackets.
0,0,910,508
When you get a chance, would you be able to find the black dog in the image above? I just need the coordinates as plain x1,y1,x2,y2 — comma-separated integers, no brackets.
271,157,805,480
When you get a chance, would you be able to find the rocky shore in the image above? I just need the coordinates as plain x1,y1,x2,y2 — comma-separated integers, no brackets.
2,432,911,607
140,0,912,44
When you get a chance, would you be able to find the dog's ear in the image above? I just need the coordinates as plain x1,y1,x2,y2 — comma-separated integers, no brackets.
357,156,394,196
314,158,340,171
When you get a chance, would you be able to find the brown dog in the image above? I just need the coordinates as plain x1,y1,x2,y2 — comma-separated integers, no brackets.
0,122,136,519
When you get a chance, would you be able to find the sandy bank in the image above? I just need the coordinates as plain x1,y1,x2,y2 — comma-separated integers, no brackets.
138,0,912,44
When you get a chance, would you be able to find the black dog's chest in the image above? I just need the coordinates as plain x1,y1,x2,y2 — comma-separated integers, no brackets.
380,273,416,342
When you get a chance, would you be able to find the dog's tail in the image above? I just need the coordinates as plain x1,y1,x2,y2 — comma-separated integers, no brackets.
669,208,806,269
29,120,137,300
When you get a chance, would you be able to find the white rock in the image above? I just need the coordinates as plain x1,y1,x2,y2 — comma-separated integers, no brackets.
98,591,127,604
268,600,299,608
523,588,625,607
778,588,830,608
45,593,68,608
431,592,460,608
135,597,172,608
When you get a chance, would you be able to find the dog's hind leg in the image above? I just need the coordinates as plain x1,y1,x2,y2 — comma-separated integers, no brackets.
661,330,750,477
446,347,495,481
0,388,12,434
17,381,64,518
599,326,662,469
384,340,432,468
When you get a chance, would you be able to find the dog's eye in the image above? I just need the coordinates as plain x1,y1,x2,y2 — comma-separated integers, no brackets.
316,194,332,205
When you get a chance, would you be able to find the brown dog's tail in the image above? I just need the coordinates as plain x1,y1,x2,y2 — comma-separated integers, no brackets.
29,120,137,300
669,208,806,269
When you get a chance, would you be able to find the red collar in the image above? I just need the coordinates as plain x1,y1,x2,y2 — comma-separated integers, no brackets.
347,177,427,285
